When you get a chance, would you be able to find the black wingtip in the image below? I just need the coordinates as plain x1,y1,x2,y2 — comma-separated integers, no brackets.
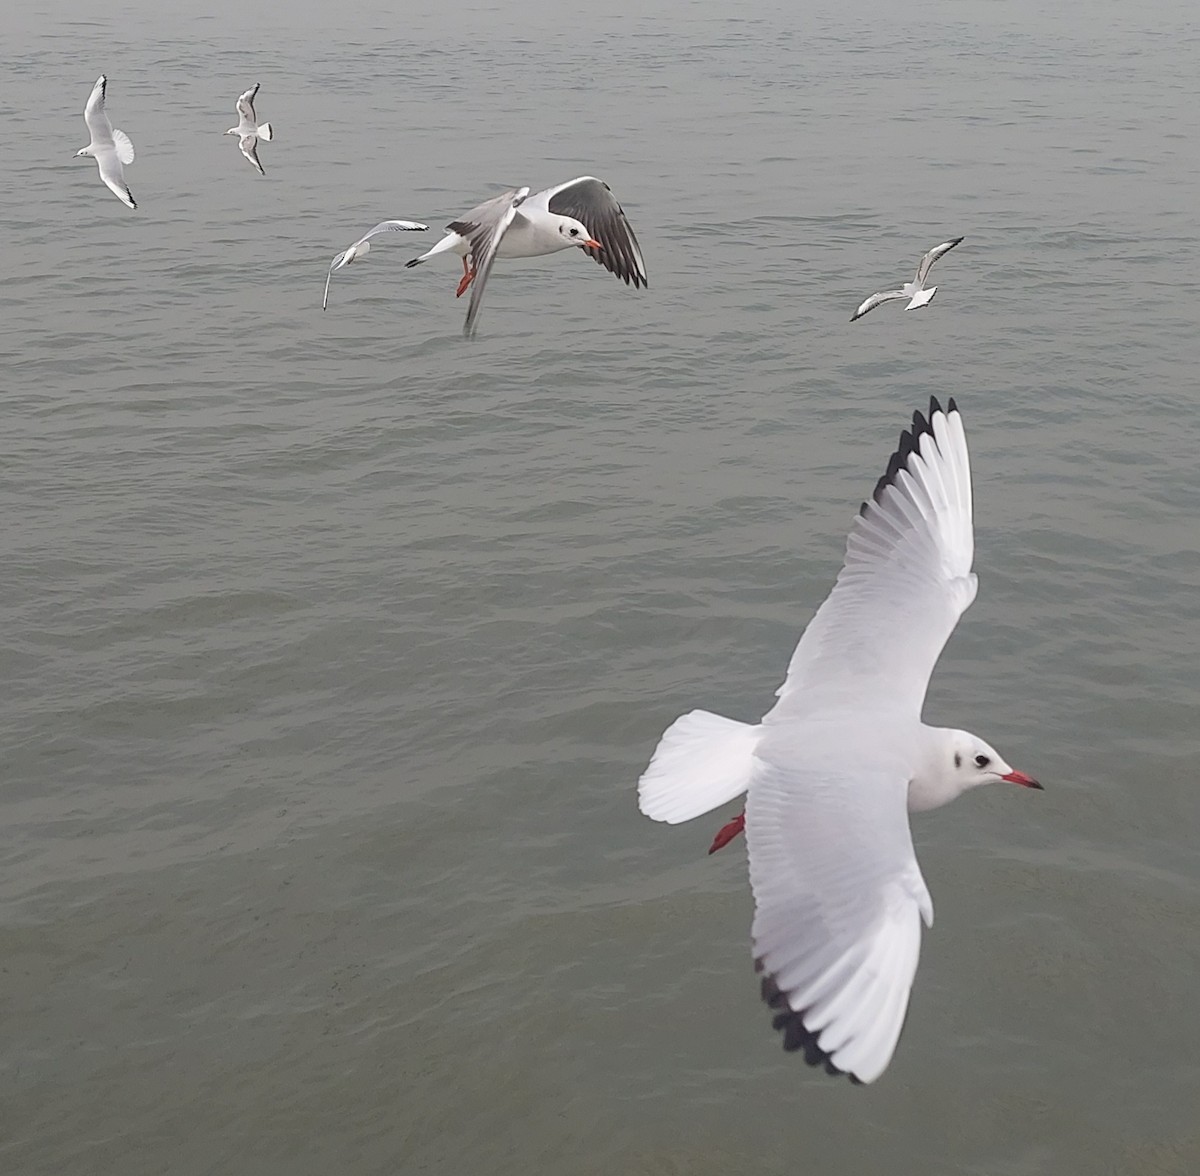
404,258,421,269
759,970,861,1085
863,399,949,511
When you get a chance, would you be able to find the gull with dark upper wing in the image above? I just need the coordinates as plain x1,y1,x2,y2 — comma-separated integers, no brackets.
405,176,647,337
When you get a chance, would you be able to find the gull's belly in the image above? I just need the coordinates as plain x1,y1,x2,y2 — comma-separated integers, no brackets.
496,220,569,260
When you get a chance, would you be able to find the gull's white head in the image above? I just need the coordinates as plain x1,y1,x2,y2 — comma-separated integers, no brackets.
909,728,1042,812
74,145,94,157
555,216,601,249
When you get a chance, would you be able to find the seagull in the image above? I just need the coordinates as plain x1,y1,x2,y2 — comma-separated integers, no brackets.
322,220,429,310
636,397,1041,1085
850,238,964,321
404,176,647,337
75,75,136,209
224,83,273,175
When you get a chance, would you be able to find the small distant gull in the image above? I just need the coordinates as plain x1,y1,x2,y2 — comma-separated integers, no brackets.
225,84,273,175
75,75,136,209
322,220,429,310
405,176,647,337
637,397,1041,1085
850,237,964,321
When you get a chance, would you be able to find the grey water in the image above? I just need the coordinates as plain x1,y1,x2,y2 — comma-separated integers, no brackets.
3,0,1200,1171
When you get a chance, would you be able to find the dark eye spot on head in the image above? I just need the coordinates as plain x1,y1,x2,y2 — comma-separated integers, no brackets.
975,754,990,769
571,228,579,236
954,753,962,769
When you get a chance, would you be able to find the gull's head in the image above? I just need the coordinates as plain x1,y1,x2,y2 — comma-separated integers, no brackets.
74,145,93,158
556,216,602,249
949,730,1041,793
911,728,1042,811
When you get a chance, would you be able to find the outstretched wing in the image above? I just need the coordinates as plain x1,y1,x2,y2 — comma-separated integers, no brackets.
358,219,429,243
747,740,931,1085
768,397,976,722
97,151,136,209
83,75,114,144
915,237,964,285
238,134,265,175
322,256,346,310
236,83,260,124
448,187,531,338
527,175,648,288
322,222,426,310
849,289,907,321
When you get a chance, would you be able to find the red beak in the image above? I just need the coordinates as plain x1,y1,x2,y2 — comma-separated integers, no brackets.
583,238,603,249
1001,769,1043,790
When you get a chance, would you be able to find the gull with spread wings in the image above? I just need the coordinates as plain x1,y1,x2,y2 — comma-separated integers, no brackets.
225,83,273,176
322,220,429,310
405,176,647,337
75,75,136,209
850,238,964,321
637,398,1041,1085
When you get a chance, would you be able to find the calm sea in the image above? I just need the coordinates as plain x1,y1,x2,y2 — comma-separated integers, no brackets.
3,0,1200,1172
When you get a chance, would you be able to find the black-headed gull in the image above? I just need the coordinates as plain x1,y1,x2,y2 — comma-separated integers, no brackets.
637,398,1041,1085
225,84,273,176
850,238,964,321
405,176,648,337
75,75,136,209
322,220,429,310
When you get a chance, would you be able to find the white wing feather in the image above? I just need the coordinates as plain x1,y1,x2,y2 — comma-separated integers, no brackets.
746,398,973,1083
747,738,931,1084
768,399,975,721
96,152,135,209
83,75,113,143
915,237,964,285
849,289,906,321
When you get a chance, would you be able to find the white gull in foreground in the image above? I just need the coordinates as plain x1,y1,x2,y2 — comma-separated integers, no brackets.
322,220,429,310
850,237,964,321
225,83,273,176
405,176,647,337
76,75,136,209
637,397,1041,1085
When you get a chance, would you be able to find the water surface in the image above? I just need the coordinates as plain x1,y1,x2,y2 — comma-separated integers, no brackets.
3,1,1200,1172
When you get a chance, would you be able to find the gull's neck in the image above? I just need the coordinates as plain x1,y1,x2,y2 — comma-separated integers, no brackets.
906,725,966,812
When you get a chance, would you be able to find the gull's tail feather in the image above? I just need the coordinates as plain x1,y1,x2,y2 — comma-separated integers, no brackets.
112,129,135,166
257,122,273,141
638,710,759,824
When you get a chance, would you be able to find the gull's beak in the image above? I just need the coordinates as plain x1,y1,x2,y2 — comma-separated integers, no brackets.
1002,769,1043,790
582,238,602,249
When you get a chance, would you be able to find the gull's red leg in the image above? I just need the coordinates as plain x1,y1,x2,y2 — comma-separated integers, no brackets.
456,257,475,298
708,810,746,855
